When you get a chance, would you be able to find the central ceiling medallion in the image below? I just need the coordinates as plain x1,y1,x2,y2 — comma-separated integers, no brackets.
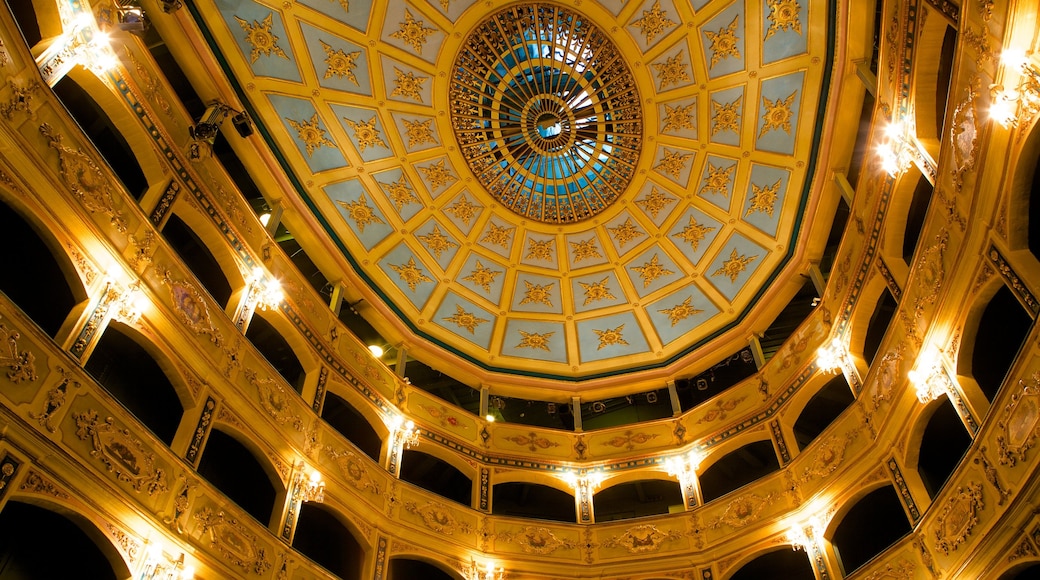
450,4,643,224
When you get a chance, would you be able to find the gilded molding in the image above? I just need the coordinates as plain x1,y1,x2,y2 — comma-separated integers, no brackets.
403,500,472,535
29,366,75,432
886,458,921,523
997,373,1040,466
244,368,304,431
974,446,1010,505
18,468,69,499
933,482,984,555
104,521,141,564
987,246,1040,315
149,180,180,226
861,559,914,580
39,123,126,233
0,315,37,383
194,507,271,575
708,492,777,530
156,267,223,345
1,80,40,121
601,523,684,554
324,446,382,495
73,409,169,496
496,525,577,554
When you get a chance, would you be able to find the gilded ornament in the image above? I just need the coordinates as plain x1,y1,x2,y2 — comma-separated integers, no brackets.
525,238,554,261
194,508,271,574
497,526,575,554
444,304,489,334
630,0,676,44
403,500,472,534
336,193,385,232
705,15,741,68
659,296,703,326
446,194,479,225
504,432,560,451
570,237,603,262
759,91,796,137
602,524,683,553
594,324,628,349
603,430,659,450
673,215,715,252
481,222,514,248
654,149,692,179
934,482,984,554
711,97,741,136
391,9,436,55
319,40,360,84
30,370,73,432
390,257,433,292
379,175,418,211
997,374,1040,466
39,123,126,232
343,115,388,151
463,260,501,293
712,248,757,282
418,159,456,190
661,103,695,133
286,113,335,156
764,0,802,39
235,13,289,63
418,225,458,259
708,492,775,529
391,67,427,101
635,188,674,219
745,178,781,217
652,52,690,89
0,317,37,383
73,409,169,495
403,118,436,147
608,218,646,248
519,281,555,307
580,277,616,306
516,330,554,351
245,369,304,430
631,254,674,287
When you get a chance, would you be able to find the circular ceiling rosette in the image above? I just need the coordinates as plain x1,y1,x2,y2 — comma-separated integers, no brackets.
449,4,643,224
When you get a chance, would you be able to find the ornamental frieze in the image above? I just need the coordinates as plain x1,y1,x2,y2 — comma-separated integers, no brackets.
997,373,1040,466
708,491,778,530
324,445,382,495
496,525,577,555
194,507,271,575
800,430,858,482
934,482,984,555
0,315,37,384
245,368,304,431
38,123,126,233
601,523,685,554
73,409,169,496
403,500,473,535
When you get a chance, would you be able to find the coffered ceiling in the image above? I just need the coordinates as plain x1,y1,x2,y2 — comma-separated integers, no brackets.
194,0,831,385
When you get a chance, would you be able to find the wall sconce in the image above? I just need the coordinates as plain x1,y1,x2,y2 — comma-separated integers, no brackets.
138,544,193,580
111,280,146,324
65,12,118,73
562,469,604,493
245,266,284,311
292,461,326,504
664,448,703,485
908,346,952,404
876,118,915,176
468,559,504,580
787,515,824,553
815,337,850,375
391,415,420,449
991,49,1040,128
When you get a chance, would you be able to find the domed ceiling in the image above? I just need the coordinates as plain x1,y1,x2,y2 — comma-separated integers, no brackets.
198,0,831,383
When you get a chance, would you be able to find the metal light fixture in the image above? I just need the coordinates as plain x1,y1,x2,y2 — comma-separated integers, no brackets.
991,49,1040,128
876,118,915,177
787,515,824,553
245,266,284,312
468,559,504,580
391,415,420,449
908,346,952,404
292,461,326,504
815,336,849,375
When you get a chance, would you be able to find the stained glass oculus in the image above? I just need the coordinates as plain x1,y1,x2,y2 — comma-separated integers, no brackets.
450,4,643,224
